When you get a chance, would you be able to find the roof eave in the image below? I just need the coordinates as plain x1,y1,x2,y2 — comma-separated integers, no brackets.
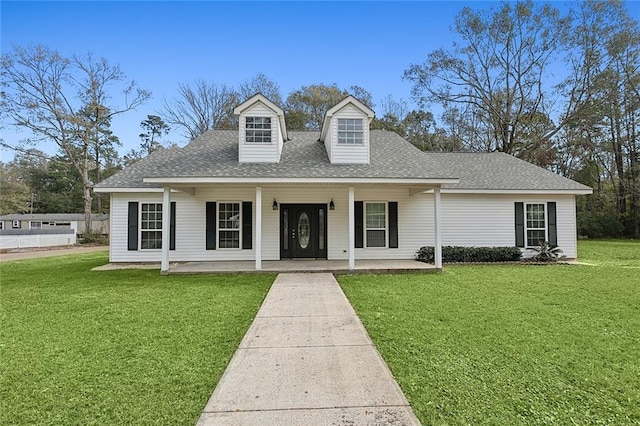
142,176,460,185
441,188,593,195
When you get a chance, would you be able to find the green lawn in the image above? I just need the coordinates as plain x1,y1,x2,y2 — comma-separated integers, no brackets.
0,253,274,425
339,240,640,425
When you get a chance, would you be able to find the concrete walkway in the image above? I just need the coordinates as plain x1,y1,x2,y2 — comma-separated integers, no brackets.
197,273,420,425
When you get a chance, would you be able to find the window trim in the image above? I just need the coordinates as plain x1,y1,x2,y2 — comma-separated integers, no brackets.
0,222,4,230
29,221,42,230
12,220,20,229
364,201,388,249
245,116,273,144
337,118,364,145
525,202,547,248
139,202,163,251
217,201,242,250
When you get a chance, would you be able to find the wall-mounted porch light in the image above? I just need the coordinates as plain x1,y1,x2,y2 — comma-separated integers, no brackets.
272,199,278,210
329,199,335,210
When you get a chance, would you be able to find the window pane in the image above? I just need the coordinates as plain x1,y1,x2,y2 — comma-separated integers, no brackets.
366,203,386,228
527,230,545,247
141,203,163,249
338,119,364,144
526,204,545,229
141,230,162,249
219,203,240,229
246,117,271,142
219,203,240,248
219,230,240,248
366,230,385,247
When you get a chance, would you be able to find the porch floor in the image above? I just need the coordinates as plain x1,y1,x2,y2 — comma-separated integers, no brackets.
169,259,439,274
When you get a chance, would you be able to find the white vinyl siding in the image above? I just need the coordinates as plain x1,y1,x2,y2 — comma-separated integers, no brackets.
110,190,256,263
238,102,280,163
327,104,370,164
440,193,578,258
108,189,580,263
29,221,42,230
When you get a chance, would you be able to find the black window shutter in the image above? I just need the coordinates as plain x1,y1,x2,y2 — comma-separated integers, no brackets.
169,202,176,251
206,202,216,250
388,201,398,248
547,202,557,246
242,201,252,250
515,202,525,248
355,201,364,248
127,202,138,251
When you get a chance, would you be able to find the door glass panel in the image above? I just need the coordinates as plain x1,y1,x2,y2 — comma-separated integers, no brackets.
319,209,325,250
283,209,288,251
298,212,310,249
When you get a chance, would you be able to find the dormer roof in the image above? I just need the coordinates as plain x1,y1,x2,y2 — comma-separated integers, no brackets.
320,95,375,142
233,93,288,141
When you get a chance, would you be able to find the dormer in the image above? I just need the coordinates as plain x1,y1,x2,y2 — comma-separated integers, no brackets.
233,94,288,163
320,96,375,164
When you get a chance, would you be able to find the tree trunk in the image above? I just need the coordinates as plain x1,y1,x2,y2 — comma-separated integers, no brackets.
83,148,92,235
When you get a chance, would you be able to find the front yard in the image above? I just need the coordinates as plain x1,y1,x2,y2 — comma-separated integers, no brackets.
0,253,274,424
1,240,637,424
339,240,640,424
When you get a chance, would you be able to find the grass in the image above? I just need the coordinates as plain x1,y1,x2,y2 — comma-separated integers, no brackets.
0,252,274,425
339,240,640,425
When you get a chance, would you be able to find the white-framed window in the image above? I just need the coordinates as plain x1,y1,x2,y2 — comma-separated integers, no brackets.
365,202,387,248
245,117,272,143
338,118,363,144
525,203,546,247
12,220,21,229
0,222,4,230
29,221,42,230
218,202,241,249
141,203,163,249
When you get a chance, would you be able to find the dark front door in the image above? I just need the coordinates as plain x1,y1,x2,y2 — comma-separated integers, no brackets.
280,204,327,259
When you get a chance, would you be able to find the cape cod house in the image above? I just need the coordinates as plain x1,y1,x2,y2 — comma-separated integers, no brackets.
94,94,592,273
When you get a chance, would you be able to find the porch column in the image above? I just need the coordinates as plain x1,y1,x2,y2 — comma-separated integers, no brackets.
255,186,262,271
161,186,171,273
348,186,355,270
434,187,442,269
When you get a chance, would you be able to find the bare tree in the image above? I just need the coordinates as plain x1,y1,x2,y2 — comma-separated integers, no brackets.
161,79,238,140
405,1,570,156
1,45,150,233
239,73,283,106
285,84,374,131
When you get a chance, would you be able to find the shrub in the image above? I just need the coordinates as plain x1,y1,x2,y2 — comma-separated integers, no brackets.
79,231,108,245
530,241,564,262
416,246,522,263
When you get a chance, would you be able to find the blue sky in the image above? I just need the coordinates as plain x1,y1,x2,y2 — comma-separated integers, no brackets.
2,1,638,160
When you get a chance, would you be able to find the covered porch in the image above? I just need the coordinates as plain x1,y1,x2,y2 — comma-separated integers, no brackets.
143,180,449,274
93,258,439,274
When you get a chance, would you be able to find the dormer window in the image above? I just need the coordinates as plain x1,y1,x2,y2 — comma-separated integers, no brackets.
338,119,363,145
246,117,272,143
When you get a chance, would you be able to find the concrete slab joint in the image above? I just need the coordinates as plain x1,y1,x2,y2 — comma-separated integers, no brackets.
197,272,421,425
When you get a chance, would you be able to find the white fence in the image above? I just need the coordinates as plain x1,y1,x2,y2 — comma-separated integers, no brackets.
0,229,76,250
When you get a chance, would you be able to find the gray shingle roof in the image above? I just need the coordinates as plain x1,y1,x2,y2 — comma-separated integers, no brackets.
95,130,590,192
